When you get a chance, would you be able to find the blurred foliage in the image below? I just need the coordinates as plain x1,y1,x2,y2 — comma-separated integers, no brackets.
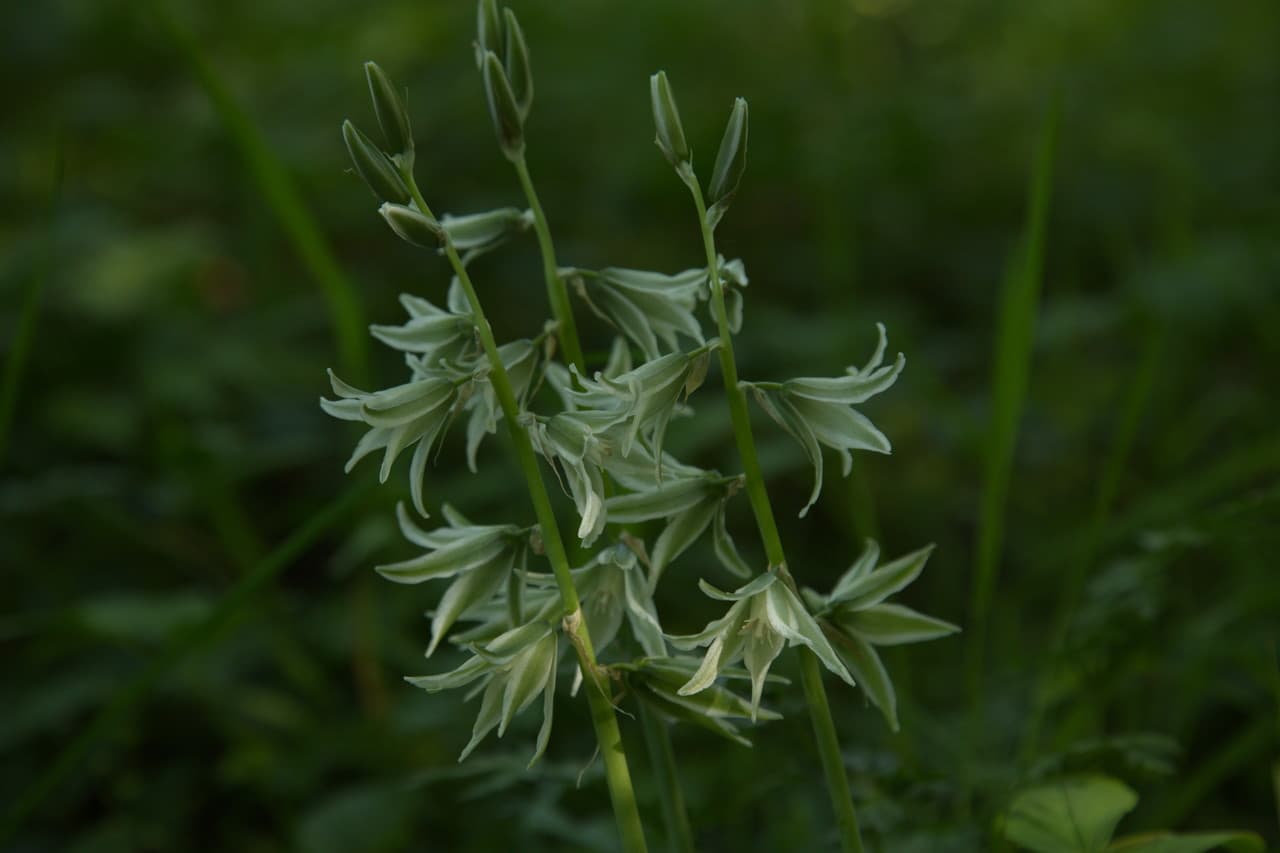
2,0,1278,850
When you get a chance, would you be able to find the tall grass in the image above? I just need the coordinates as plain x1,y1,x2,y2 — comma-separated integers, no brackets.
0,144,62,466
965,92,1060,790
142,0,369,383
0,483,372,843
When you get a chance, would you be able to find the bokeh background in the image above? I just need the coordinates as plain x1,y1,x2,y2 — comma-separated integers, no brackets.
3,0,1278,850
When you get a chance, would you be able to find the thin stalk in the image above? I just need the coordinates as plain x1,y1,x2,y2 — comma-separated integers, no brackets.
638,702,697,853
514,157,695,843
0,141,61,467
964,96,1059,802
145,0,369,382
1020,321,1163,762
405,177,647,853
514,154,586,372
687,175,865,853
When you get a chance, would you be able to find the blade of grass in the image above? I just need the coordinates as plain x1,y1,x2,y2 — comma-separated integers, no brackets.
1139,715,1275,830
1020,320,1165,762
0,482,371,843
0,142,63,466
965,92,1060,782
141,0,368,383
967,92,1060,672
1045,433,1280,571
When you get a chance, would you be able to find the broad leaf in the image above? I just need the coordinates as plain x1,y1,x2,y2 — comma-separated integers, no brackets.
1106,832,1264,852
1003,776,1138,853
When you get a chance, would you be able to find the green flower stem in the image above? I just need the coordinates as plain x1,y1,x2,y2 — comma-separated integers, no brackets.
514,154,586,372
798,649,864,853
514,157,701,845
514,155,696,847
687,176,866,853
638,701,697,853
405,177,648,853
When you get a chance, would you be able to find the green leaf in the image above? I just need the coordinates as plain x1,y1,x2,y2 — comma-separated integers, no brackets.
835,603,959,646
482,51,524,161
341,119,411,204
364,62,414,163
829,544,935,610
712,501,753,578
823,620,898,730
650,70,690,167
428,549,514,655
1003,776,1138,853
499,631,556,735
764,581,854,686
650,495,720,586
501,8,533,118
1106,831,1265,852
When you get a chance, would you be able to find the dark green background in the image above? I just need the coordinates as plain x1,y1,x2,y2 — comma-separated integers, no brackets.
3,0,1277,850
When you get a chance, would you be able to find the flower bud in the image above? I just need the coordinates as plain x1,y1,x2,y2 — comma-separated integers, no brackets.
343,119,411,204
482,51,525,161
379,203,444,248
707,97,748,210
475,0,504,68
650,70,690,167
502,8,534,119
364,62,414,165
441,207,532,251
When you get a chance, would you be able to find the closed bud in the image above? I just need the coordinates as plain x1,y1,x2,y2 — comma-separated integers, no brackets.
482,51,525,161
650,71,690,167
441,207,532,251
364,62,414,165
502,8,534,119
380,203,444,248
343,119,411,204
475,0,504,68
707,97,749,213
